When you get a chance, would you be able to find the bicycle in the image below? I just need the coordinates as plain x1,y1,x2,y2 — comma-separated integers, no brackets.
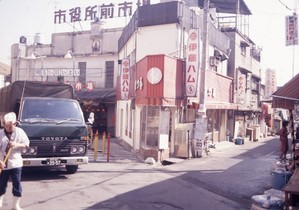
203,137,216,156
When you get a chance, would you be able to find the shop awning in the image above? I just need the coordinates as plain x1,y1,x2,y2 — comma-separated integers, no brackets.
75,88,116,104
271,73,299,167
272,73,299,110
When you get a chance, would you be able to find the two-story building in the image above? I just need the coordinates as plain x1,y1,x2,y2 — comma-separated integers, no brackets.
10,21,123,136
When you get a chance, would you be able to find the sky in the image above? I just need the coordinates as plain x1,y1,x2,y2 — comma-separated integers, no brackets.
0,0,298,86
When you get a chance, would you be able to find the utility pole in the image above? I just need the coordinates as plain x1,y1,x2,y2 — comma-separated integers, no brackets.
199,0,209,111
193,0,209,158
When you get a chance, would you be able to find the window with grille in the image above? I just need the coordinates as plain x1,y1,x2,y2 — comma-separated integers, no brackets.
78,62,86,84
105,61,114,88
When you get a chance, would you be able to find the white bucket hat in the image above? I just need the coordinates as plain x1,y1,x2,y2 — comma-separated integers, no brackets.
4,112,17,124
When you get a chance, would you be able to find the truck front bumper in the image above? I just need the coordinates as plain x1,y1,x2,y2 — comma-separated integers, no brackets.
22,156,89,167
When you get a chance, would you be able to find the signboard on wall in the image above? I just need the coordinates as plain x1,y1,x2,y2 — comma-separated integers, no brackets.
120,58,130,100
36,68,80,77
186,28,200,97
236,73,246,104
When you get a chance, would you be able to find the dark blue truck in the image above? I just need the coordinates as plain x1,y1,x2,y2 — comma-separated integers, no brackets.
0,81,89,174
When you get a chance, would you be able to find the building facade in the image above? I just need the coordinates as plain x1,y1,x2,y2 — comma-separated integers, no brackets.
116,1,241,161
10,22,123,136
8,0,265,162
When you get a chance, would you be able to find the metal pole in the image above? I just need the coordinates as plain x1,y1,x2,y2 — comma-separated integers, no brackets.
93,130,99,161
292,13,297,77
107,133,111,162
187,130,190,159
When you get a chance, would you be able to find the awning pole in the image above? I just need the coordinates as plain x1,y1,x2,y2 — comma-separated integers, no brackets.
290,109,296,171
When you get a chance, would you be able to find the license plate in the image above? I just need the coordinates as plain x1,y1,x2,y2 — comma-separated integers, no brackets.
46,159,61,165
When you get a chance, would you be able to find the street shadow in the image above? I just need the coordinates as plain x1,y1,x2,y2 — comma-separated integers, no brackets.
81,138,281,210
21,166,69,181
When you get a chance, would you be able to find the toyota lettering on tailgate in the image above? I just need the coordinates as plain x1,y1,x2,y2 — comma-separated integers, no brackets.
41,137,68,140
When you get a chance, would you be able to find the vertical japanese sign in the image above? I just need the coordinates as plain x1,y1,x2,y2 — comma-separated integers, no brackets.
121,58,130,100
286,15,298,46
236,73,246,104
186,28,200,97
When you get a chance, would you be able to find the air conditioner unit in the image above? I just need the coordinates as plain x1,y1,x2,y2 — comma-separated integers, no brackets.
209,56,219,66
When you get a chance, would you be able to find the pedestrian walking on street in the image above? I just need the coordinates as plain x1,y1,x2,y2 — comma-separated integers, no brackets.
0,112,30,210
279,120,289,162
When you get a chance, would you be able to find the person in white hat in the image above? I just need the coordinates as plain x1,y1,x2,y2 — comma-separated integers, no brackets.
0,112,29,210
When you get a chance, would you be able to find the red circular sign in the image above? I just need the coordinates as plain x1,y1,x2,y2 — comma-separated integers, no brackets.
190,32,197,40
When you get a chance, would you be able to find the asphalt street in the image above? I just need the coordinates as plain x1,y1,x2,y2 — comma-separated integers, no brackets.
0,135,282,210
88,135,282,205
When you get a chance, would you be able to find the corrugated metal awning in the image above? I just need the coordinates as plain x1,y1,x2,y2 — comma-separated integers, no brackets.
75,88,116,104
272,73,299,110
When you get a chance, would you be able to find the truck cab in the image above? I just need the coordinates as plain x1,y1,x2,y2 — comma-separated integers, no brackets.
0,81,89,174
18,97,89,174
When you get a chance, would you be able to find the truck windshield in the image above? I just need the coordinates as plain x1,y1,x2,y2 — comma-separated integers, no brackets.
20,99,84,123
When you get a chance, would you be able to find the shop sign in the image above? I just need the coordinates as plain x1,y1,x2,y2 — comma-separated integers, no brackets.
135,77,143,90
75,81,82,91
286,15,298,46
120,58,130,100
236,73,246,104
37,68,80,77
206,88,216,98
186,28,200,97
86,81,94,91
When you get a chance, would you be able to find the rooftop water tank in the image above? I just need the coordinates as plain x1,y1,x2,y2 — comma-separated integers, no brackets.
34,33,43,45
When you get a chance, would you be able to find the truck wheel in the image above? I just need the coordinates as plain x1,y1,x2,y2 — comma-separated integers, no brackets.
66,165,78,174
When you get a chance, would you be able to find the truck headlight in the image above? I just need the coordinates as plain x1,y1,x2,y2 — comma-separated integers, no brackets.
70,145,85,154
22,146,37,155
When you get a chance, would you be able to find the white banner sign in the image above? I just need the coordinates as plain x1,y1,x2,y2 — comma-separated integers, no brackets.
186,28,200,97
120,58,130,100
286,15,298,46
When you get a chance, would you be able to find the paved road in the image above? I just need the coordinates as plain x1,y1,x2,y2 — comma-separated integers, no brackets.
83,136,281,209
1,136,282,210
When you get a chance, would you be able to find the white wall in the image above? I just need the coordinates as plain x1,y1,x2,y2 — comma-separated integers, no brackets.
119,24,181,62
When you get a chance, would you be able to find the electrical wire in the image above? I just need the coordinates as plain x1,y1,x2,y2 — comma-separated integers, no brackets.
278,0,292,11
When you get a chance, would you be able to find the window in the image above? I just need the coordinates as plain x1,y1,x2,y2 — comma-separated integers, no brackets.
240,41,249,56
105,61,114,88
140,106,160,147
21,99,83,122
78,62,86,84
241,45,246,56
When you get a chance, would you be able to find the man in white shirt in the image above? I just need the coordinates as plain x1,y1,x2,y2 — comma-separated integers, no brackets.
0,112,30,210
